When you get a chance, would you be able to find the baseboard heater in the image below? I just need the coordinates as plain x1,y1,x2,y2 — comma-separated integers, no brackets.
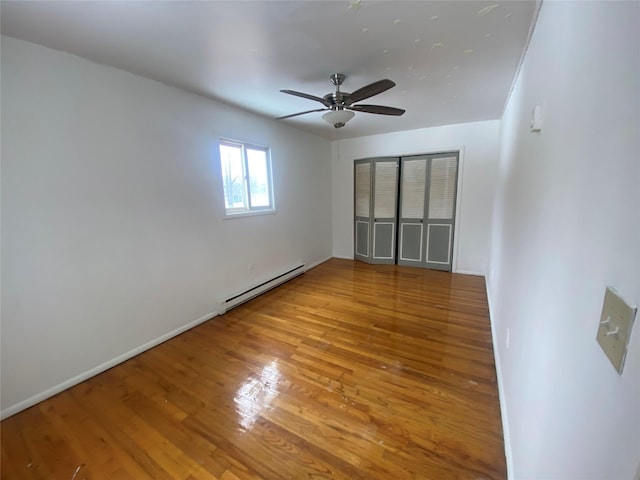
222,264,305,313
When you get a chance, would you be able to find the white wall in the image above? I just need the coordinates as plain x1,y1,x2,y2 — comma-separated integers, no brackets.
488,2,640,479
331,120,500,275
1,36,332,416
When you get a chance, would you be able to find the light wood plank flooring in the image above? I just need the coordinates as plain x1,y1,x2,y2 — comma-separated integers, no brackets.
1,258,506,479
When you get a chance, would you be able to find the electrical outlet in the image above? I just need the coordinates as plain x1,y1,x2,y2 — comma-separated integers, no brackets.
597,287,637,374
248,264,254,274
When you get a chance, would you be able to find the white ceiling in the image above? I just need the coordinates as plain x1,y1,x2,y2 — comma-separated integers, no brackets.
1,0,538,140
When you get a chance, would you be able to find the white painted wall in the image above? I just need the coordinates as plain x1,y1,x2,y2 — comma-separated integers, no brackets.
1,36,332,416
488,2,640,478
331,120,500,275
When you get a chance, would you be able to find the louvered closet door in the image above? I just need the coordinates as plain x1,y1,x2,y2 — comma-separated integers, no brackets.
354,159,372,263
424,154,458,271
398,157,428,267
371,159,399,264
398,152,459,271
354,158,399,264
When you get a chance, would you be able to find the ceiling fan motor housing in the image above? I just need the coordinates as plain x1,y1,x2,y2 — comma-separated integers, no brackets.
323,91,350,107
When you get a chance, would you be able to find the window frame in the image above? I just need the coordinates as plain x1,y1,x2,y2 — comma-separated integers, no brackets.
219,138,275,218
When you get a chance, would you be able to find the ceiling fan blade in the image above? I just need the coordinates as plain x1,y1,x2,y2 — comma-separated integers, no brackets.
345,79,396,104
276,108,328,120
280,89,331,107
347,104,405,116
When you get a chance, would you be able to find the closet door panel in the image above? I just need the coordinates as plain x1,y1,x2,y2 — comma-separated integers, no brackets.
400,159,427,219
355,220,370,258
373,161,397,218
371,159,399,264
354,160,372,263
398,157,427,267
428,156,457,220
373,223,394,259
424,154,458,271
399,223,423,262
354,158,399,264
425,224,452,264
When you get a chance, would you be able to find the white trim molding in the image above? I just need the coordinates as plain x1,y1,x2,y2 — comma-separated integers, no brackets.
0,311,218,420
485,279,514,479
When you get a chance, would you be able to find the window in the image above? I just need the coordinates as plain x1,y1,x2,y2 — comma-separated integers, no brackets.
219,139,273,215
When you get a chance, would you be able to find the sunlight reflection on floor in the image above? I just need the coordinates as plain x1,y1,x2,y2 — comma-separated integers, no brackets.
234,360,281,431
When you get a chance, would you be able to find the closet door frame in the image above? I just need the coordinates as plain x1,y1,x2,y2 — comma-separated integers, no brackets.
354,150,461,272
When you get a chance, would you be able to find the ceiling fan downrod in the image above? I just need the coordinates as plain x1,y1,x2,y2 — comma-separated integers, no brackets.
325,73,350,108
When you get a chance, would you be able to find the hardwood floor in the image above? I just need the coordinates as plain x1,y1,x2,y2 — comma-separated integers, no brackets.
1,259,506,479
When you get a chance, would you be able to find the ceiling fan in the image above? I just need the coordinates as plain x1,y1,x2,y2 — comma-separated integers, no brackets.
277,73,405,128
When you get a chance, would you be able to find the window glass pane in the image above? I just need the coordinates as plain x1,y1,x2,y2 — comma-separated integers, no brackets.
247,148,271,208
220,143,246,210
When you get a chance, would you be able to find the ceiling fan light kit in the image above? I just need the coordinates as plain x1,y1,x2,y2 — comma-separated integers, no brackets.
323,109,355,128
277,73,405,128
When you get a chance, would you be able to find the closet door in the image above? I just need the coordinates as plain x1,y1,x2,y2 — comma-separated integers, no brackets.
424,154,458,271
354,159,372,263
371,159,399,264
398,152,459,271
398,156,428,267
353,158,399,264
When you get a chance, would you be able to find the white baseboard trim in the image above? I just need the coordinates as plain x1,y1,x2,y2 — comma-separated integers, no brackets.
485,279,513,479
0,310,218,420
454,269,485,276
305,256,333,271
332,254,354,260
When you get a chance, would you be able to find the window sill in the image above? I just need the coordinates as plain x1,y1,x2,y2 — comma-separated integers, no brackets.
223,209,277,220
